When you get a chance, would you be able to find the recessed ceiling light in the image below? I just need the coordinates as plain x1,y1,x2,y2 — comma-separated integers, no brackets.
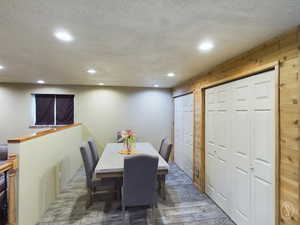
87,69,97,74
98,82,104,86
198,41,214,52
0,65,4,70
167,72,175,77
54,30,74,42
154,84,159,88
37,80,45,84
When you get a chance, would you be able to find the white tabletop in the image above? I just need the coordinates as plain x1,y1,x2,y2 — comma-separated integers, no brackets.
95,142,169,175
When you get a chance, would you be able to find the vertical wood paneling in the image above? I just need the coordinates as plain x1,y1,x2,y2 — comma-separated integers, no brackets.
173,28,300,225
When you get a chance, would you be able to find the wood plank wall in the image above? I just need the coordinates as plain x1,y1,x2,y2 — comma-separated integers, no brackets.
173,27,300,225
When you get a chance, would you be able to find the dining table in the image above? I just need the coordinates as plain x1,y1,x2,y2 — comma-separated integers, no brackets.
95,142,169,199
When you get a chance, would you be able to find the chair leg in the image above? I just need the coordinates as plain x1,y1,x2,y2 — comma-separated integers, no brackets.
114,184,118,200
161,175,166,200
118,187,121,200
151,204,155,223
86,188,95,209
86,189,92,209
122,204,126,224
115,182,121,201
157,175,161,191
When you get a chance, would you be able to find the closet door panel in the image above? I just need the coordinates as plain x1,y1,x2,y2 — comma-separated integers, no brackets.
231,79,252,225
251,71,275,225
206,143,217,198
252,177,272,225
205,89,218,199
252,112,273,181
215,155,228,210
174,97,183,172
174,94,194,178
205,70,276,225
207,85,232,213
216,111,228,148
234,167,251,225
216,85,231,213
183,94,194,178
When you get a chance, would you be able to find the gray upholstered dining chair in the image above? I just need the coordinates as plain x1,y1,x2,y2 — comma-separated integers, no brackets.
158,140,172,199
158,138,167,154
87,138,100,169
116,131,124,143
122,154,159,223
0,145,8,190
0,145,8,162
159,139,173,163
0,145,8,224
80,143,118,208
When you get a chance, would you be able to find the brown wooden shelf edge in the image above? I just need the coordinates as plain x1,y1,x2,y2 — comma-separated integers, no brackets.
7,123,82,143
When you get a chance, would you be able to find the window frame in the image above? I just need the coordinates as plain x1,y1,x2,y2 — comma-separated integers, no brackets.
30,93,75,128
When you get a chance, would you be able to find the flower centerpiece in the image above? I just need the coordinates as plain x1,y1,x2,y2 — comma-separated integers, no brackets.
121,130,136,153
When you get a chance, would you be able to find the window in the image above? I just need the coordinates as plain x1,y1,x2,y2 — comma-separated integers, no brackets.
33,94,74,126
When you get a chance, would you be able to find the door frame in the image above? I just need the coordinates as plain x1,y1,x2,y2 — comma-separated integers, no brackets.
201,61,280,225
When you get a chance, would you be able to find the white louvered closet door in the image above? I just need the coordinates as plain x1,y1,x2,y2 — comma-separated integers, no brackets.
174,93,194,178
205,70,276,225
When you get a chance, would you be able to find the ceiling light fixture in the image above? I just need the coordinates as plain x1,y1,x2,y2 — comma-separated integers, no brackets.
198,41,214,52
0,65,4,70
87,69,97,74
37,80,45,84
98,82,104,86
167,72,175,77
154,84,159,88
54,30,74,42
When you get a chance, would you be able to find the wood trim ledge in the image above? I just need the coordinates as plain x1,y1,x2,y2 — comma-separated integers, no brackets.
7,123,82,143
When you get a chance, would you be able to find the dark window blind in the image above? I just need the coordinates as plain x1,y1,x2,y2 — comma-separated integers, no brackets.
35,94,55,125
55,95,74,125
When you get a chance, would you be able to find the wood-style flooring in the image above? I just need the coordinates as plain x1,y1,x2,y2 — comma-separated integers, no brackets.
37,163,235,225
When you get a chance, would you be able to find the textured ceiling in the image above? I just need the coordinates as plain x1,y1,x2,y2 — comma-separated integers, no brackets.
0,0,299,88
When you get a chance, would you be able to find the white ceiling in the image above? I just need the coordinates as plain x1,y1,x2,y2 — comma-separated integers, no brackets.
0,0,299,88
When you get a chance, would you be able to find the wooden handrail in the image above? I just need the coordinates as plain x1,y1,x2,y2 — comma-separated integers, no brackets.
0,162,13,173
1,154,17,225
7,123,81,143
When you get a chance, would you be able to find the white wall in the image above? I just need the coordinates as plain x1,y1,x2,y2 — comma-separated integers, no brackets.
0,83,173,152
9,125,83,225
0,84,77,143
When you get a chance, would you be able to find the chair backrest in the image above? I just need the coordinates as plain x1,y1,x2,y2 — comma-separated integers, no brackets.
116,131,123,143
0,145,8,161
158,138,167,154
123,154,158,207
87,138,99,168
160,140,173,163
80,143,94,189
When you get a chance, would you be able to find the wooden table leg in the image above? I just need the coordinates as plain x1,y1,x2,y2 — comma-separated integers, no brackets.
115,179,122,201
8,169,16,225
158,175,166,200
157,175,161,194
